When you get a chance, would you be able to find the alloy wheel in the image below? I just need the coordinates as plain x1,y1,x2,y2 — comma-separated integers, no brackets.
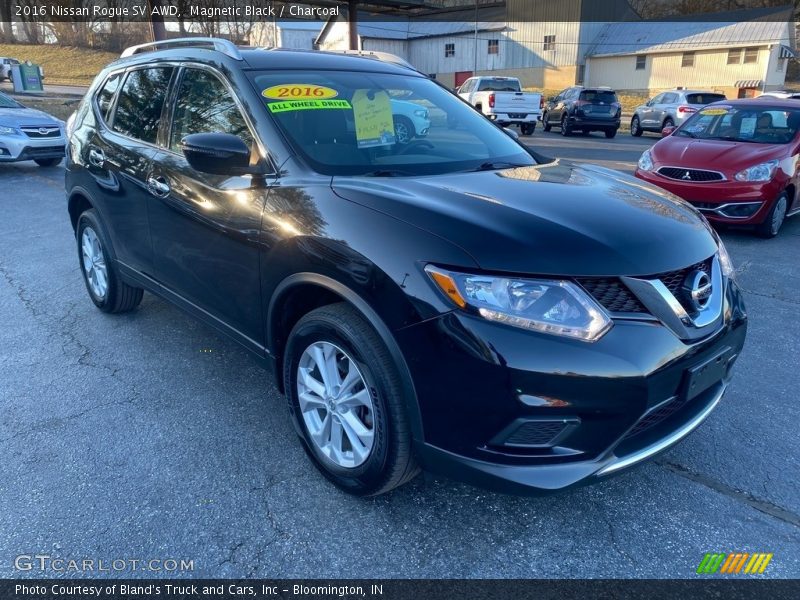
81,227,108,299
297,341,375,468
395,120,411,144
771,195,788,236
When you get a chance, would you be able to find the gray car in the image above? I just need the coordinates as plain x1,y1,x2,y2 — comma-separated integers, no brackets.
0,91,65,166
630,89,727,136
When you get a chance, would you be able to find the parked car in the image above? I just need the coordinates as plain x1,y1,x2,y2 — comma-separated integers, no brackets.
390,98,430,144
0,57,20,81
0,91,65,166
457,76,542,135
630,89,727,136
758,90,800,100
66,39,746,496
542,86,621,138
635,98,800,237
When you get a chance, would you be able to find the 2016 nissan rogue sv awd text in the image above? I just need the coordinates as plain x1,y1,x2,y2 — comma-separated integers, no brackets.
65,39,747,496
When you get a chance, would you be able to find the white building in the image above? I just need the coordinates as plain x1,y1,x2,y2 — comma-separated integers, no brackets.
249,20,321,50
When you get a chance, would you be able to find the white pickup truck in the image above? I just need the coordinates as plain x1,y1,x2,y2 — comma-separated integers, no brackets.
457,76,542,135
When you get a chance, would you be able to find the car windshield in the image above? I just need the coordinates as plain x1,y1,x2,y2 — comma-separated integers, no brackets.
580,90,617,103
685,93,726,105
677,105,800,144
477,79,521,92
249,70,535,176
0,92,22,109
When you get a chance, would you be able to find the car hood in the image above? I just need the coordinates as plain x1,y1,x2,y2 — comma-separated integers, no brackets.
651,135,786,172
332,160,717,277
0,107,62,128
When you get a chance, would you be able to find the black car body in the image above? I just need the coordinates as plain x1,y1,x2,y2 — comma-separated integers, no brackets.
543,86,622,138
65,39,746,496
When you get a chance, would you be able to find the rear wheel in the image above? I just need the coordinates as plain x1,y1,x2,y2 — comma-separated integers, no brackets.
284,303,419,496
630,115,643,137
542,112,552,132
521,123,535,136
605,128,618,139
756,192,788,238
34,157,62,167
663,117,675,130
560,115,572,136
77,209,143,313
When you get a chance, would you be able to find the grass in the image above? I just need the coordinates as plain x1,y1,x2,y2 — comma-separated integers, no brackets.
0,44,117,86
15,96,80,121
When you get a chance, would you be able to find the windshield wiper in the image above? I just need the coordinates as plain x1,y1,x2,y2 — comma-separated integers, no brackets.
470,161,531,172
677,130,698,138
362,169,415,177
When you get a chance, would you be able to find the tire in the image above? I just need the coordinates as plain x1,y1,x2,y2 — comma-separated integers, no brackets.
605,128,618,139
542,113,552,132
630,115,643,137
663,117,675,130
76,209,143,313
393,115,414,145
521,123,535,136
34,157,62,167
560,115,572,136
756,192,788,238
284,303,419,496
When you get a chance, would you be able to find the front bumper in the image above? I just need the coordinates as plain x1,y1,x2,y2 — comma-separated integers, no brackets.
0,132,66,162
635,169,780,225
395,278,747,495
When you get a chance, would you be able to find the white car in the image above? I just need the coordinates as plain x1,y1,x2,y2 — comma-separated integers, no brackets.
0,57,20,81
391,98,431,144
0,91,65,166
758,90,800,100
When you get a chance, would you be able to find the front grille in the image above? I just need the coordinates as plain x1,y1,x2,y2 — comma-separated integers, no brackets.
576,278,647,313
657,167,724,182
504,421,566,446
624,396,690,439
21,126,61,139
656,258,712,312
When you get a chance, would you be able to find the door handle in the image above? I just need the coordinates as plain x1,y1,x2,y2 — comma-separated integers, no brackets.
147,176,170,197
88,147,105,167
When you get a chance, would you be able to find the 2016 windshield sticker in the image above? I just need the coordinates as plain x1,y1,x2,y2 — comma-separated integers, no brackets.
701,108,729,115
262,84,338,100
267,99,351,113
352,89,396,148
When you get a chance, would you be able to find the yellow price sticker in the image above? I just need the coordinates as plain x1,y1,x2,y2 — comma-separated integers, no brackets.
701,108,729,115
262,84,338,100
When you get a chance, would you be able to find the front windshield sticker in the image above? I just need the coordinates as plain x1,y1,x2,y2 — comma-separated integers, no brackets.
352,89,396,148
262,84,338,100
267,99,351,113
740,117,757,137
700,108,729,116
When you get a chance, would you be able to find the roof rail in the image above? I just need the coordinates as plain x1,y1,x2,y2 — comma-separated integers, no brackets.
120,37,243,60
324,49,414,71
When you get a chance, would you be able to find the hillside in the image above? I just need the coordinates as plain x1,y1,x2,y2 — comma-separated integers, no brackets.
0,44,117,85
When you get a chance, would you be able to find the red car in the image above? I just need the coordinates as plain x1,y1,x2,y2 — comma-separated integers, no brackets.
635,98,800,237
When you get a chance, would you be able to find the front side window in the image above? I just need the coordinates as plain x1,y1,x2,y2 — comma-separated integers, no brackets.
96,72,122,124
679,105,800,144
112,67,173,144
169,68,253,153
249,70,535,177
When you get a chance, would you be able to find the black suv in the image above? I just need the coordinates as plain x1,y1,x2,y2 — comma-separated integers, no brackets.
543,86,622,138
65,39,746,496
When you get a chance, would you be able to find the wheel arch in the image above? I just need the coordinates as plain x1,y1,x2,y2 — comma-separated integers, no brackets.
267,272,424,442
68,188,94,233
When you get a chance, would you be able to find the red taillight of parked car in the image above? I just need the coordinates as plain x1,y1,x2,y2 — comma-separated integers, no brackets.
540,97,545,110
677,105,697,115
488,93,495,108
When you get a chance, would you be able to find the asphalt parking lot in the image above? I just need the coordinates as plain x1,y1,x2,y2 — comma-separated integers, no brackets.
1,133,798,578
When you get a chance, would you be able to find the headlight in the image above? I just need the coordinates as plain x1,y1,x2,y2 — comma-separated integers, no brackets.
425,266,612,342
734,160,778,182
638,149,654,171
0,125,17,135
414,109,428,118
717,238,736,281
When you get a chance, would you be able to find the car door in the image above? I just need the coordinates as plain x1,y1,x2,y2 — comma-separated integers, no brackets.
147,65,269,348
656,92,677,126
84,66,175,277
549,89,569,120
640,93,663,128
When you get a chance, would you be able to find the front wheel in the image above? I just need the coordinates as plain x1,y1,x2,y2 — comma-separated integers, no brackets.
756,192,788,238
542,113,552,132
284,303,419,496
630,116,643,137
521,123,535,136
35,157,62,167
393,115,414,145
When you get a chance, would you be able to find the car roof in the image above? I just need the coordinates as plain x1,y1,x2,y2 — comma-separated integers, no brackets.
711,97,800,109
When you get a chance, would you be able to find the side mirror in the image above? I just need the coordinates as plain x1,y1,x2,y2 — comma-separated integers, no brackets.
646,99,653,107
181,132,253,175
661,125,676,137
503,127,520,141
548,96,556,103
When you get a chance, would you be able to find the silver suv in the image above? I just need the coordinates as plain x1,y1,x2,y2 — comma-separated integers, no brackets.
630,89,726,136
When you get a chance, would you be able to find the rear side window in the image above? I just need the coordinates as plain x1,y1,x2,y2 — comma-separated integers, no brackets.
685,93,726,105
169,68,253,153
477,78,521,92
112,67,174,144
580,90,618,103
95,72,122,123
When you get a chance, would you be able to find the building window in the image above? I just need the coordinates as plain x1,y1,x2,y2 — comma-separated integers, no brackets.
743,47,759,63
543,35,556,51
445,43,455,58
727,48,742,64
681,52,695,68
635,55,646,70
488,39,499,55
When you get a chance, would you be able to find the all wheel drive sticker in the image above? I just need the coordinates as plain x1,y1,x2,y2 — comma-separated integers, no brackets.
262,84,396,148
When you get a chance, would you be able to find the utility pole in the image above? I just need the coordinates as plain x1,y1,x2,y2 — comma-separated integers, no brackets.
473,0,479,75
349,0,359,50
148,0,167,42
